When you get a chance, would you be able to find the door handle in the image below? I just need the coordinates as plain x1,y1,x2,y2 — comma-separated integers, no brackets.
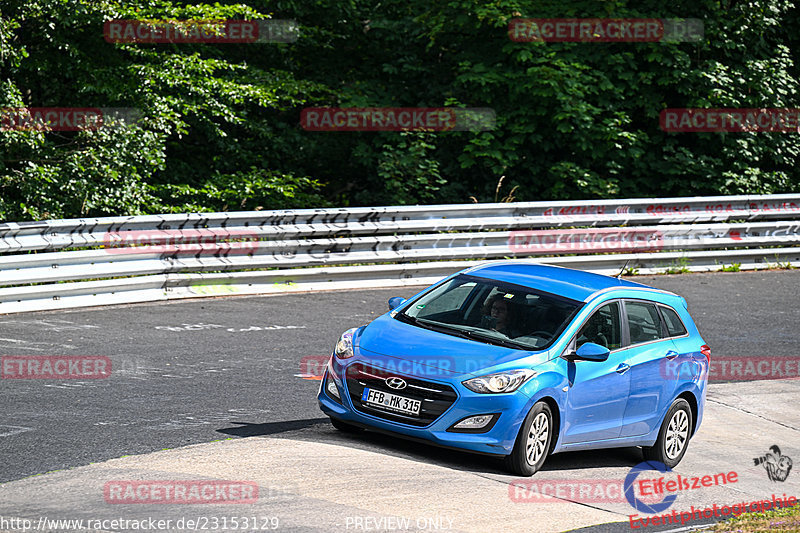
665,350,679,360
616,363,630,375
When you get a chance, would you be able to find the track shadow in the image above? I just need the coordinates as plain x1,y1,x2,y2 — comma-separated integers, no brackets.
217,418,330,437
216,417,646,476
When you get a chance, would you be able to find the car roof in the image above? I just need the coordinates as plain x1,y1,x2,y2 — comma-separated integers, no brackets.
463,261,674,303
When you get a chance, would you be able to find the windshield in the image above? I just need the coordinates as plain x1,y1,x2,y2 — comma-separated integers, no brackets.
398,274,582,350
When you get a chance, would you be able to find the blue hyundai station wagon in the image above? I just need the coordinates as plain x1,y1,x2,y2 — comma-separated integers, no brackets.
318,262,710,475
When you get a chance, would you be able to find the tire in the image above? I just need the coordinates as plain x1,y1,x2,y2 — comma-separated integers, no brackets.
329,417,363,433
643,398,692,468
504,401,553,476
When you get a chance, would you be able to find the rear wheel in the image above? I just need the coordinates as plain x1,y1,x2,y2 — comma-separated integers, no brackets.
329,417,363,433
504,401,553,476
643,398,692,468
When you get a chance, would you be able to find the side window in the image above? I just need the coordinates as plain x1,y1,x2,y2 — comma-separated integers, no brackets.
625,301,663,345
660,306,688,337
576,302,622,350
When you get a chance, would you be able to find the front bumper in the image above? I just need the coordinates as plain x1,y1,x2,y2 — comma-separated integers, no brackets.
317,355,533,456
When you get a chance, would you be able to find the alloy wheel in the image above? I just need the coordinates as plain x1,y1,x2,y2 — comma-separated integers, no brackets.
525,412,549,465
665,409,689,460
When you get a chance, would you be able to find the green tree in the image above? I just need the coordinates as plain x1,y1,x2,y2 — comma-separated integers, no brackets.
1,0,799,222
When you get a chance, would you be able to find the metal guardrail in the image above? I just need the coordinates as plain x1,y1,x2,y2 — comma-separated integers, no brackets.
1,194,799,314
2,193,799,253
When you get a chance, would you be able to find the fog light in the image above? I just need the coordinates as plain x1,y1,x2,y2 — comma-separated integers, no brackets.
447,413,499,433
326,377,341,400
453,415,493,429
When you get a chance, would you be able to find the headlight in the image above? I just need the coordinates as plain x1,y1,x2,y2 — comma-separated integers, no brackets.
334,327,359,359
462,369,536,394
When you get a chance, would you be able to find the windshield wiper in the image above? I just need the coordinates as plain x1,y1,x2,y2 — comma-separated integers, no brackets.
457,329,532,350
410,317,475,339
397,316,485,345
394,312,418,325
395,314,463,338
415,318,532,350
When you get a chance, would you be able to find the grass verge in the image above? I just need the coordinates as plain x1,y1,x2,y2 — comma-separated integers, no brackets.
708,502,800,532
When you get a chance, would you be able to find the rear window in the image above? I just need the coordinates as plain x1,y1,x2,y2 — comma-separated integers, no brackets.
660,306,688,337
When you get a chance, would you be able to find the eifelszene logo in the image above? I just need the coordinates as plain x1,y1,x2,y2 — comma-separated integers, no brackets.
624,461,738,513
754,445,793,482
625,462,677,513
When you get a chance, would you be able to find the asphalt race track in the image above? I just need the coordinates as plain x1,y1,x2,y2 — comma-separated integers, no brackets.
0,269,798,532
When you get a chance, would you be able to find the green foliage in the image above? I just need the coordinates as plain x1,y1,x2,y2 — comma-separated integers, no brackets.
1,122,164,219
768,255,796,270
0,0,324,219
150,168,322,212
622,265,640,276
664,256,692,274
370,132,444,205
1,0,799,221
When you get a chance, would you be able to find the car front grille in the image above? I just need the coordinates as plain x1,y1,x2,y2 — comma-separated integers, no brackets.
345,362,458,427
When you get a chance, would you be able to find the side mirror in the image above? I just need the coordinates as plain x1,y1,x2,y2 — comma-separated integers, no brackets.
388,297,406,311
574,342,611,362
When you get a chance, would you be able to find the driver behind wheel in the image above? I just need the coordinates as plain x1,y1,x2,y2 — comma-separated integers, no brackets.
479,294,521,337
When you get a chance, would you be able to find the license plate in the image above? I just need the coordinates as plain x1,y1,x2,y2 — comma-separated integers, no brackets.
361,388,421,416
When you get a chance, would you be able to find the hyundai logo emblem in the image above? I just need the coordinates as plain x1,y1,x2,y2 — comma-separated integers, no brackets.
385,376,407,390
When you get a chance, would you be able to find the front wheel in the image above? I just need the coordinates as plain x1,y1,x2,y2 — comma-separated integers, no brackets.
504,401,553,476
643,398,692,468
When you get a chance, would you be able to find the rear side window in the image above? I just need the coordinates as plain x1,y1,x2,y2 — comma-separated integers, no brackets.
660,306,688,337
625,301,663,345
